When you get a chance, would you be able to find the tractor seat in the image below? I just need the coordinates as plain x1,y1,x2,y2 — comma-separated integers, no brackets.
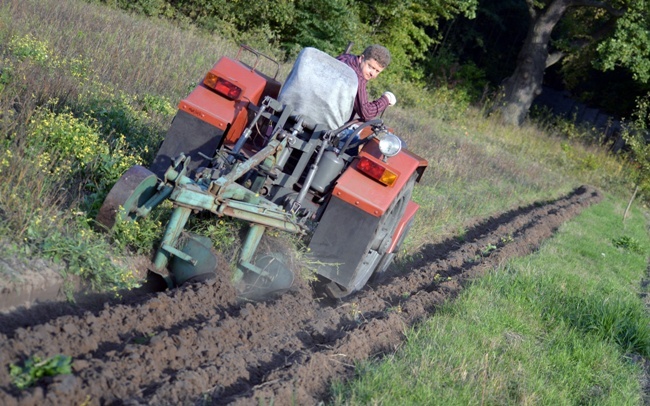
278,47,358,130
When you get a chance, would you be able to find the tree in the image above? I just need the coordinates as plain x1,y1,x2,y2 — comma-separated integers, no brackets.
356,0,478,81
284,0,368,57
496,0,650,126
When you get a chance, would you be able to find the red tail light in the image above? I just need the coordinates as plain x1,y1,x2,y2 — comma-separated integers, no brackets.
203,72,242,99
357,156,398,186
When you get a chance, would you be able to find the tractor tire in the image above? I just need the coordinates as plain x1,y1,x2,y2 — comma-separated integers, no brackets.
371,215,414,283
324,173,417,298
96,165,158,229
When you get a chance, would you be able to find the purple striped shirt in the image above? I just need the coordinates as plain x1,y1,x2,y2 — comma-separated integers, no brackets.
336,53,389,121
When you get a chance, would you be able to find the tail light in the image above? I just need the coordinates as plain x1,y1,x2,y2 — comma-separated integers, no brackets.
357,156,398,186
203,72,242,100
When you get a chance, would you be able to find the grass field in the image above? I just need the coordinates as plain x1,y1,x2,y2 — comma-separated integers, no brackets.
331,196,650,404
1,0,649,403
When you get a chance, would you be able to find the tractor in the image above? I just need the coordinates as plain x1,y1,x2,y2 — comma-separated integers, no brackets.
97,45,428,299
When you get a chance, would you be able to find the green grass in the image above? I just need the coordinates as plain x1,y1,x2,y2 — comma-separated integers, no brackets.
2,0,650,403
331,196,650,405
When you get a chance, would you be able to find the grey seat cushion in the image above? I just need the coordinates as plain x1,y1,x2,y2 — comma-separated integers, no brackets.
279,47,357,130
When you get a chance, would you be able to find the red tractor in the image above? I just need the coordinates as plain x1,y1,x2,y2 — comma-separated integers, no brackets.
97,45,427,298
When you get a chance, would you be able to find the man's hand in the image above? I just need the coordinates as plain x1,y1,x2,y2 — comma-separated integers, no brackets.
383,91,396,106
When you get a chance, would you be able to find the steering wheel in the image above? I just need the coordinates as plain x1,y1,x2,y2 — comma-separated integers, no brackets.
338,118,382,153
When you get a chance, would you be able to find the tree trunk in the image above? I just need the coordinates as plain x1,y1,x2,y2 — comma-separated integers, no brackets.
497,0,571,126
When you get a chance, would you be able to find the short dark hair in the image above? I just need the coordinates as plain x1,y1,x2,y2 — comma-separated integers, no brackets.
362,45,391,68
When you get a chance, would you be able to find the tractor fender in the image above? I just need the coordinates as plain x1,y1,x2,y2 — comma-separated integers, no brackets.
308,196,383,288
387,200,419,253
150,56,279,178
180,55,274,139
332,139,426,217
308,140,427,290
150,110,227,179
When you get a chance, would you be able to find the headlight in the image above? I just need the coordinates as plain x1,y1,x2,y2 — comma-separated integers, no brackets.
378,131,402,157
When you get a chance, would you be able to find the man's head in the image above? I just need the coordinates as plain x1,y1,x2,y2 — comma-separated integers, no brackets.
358,45,391,81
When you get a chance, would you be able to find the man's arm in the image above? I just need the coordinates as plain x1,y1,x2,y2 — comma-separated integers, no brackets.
355,80,390,121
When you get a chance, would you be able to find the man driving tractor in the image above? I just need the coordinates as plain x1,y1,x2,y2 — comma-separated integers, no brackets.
336,44,396,121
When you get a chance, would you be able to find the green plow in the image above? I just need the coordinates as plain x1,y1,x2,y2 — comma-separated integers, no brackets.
97,132,306,298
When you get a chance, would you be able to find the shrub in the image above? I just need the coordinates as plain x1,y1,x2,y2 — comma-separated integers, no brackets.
8,34,50,64
42,227,140,292
110,202,170,255
10,354,72,390
1,101,144,292
27,107,106,179
612,235,645,254
7,34,92,81
621,94,650,200
187,216,243,263
24,104,143,204
25,210,140,292
78,85,165,156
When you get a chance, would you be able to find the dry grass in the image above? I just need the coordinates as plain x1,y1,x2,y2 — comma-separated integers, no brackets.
3,0,243,99
383,105,627,251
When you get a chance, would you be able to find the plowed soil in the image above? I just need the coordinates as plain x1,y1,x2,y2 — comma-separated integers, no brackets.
0,185,602,405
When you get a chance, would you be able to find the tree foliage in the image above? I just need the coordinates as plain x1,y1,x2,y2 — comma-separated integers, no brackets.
435,0,528,81
596,1,650,83
283,0,368,57
355,0,477,80
92,0,477,80
92,0,650,122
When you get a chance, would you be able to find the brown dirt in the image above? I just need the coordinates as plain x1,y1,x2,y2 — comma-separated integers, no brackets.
0,185,602,405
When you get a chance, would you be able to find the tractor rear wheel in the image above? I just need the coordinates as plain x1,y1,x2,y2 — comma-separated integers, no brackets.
324,173,417,298
371,215,414,283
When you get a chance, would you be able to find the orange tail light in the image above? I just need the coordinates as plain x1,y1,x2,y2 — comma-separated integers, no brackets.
203,72,242,100
357,156,398,186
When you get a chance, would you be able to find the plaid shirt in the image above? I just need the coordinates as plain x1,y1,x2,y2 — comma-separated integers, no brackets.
336,53,389,121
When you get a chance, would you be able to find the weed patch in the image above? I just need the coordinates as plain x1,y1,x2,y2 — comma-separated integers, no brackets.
10,354,72,390
613,235,645,254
